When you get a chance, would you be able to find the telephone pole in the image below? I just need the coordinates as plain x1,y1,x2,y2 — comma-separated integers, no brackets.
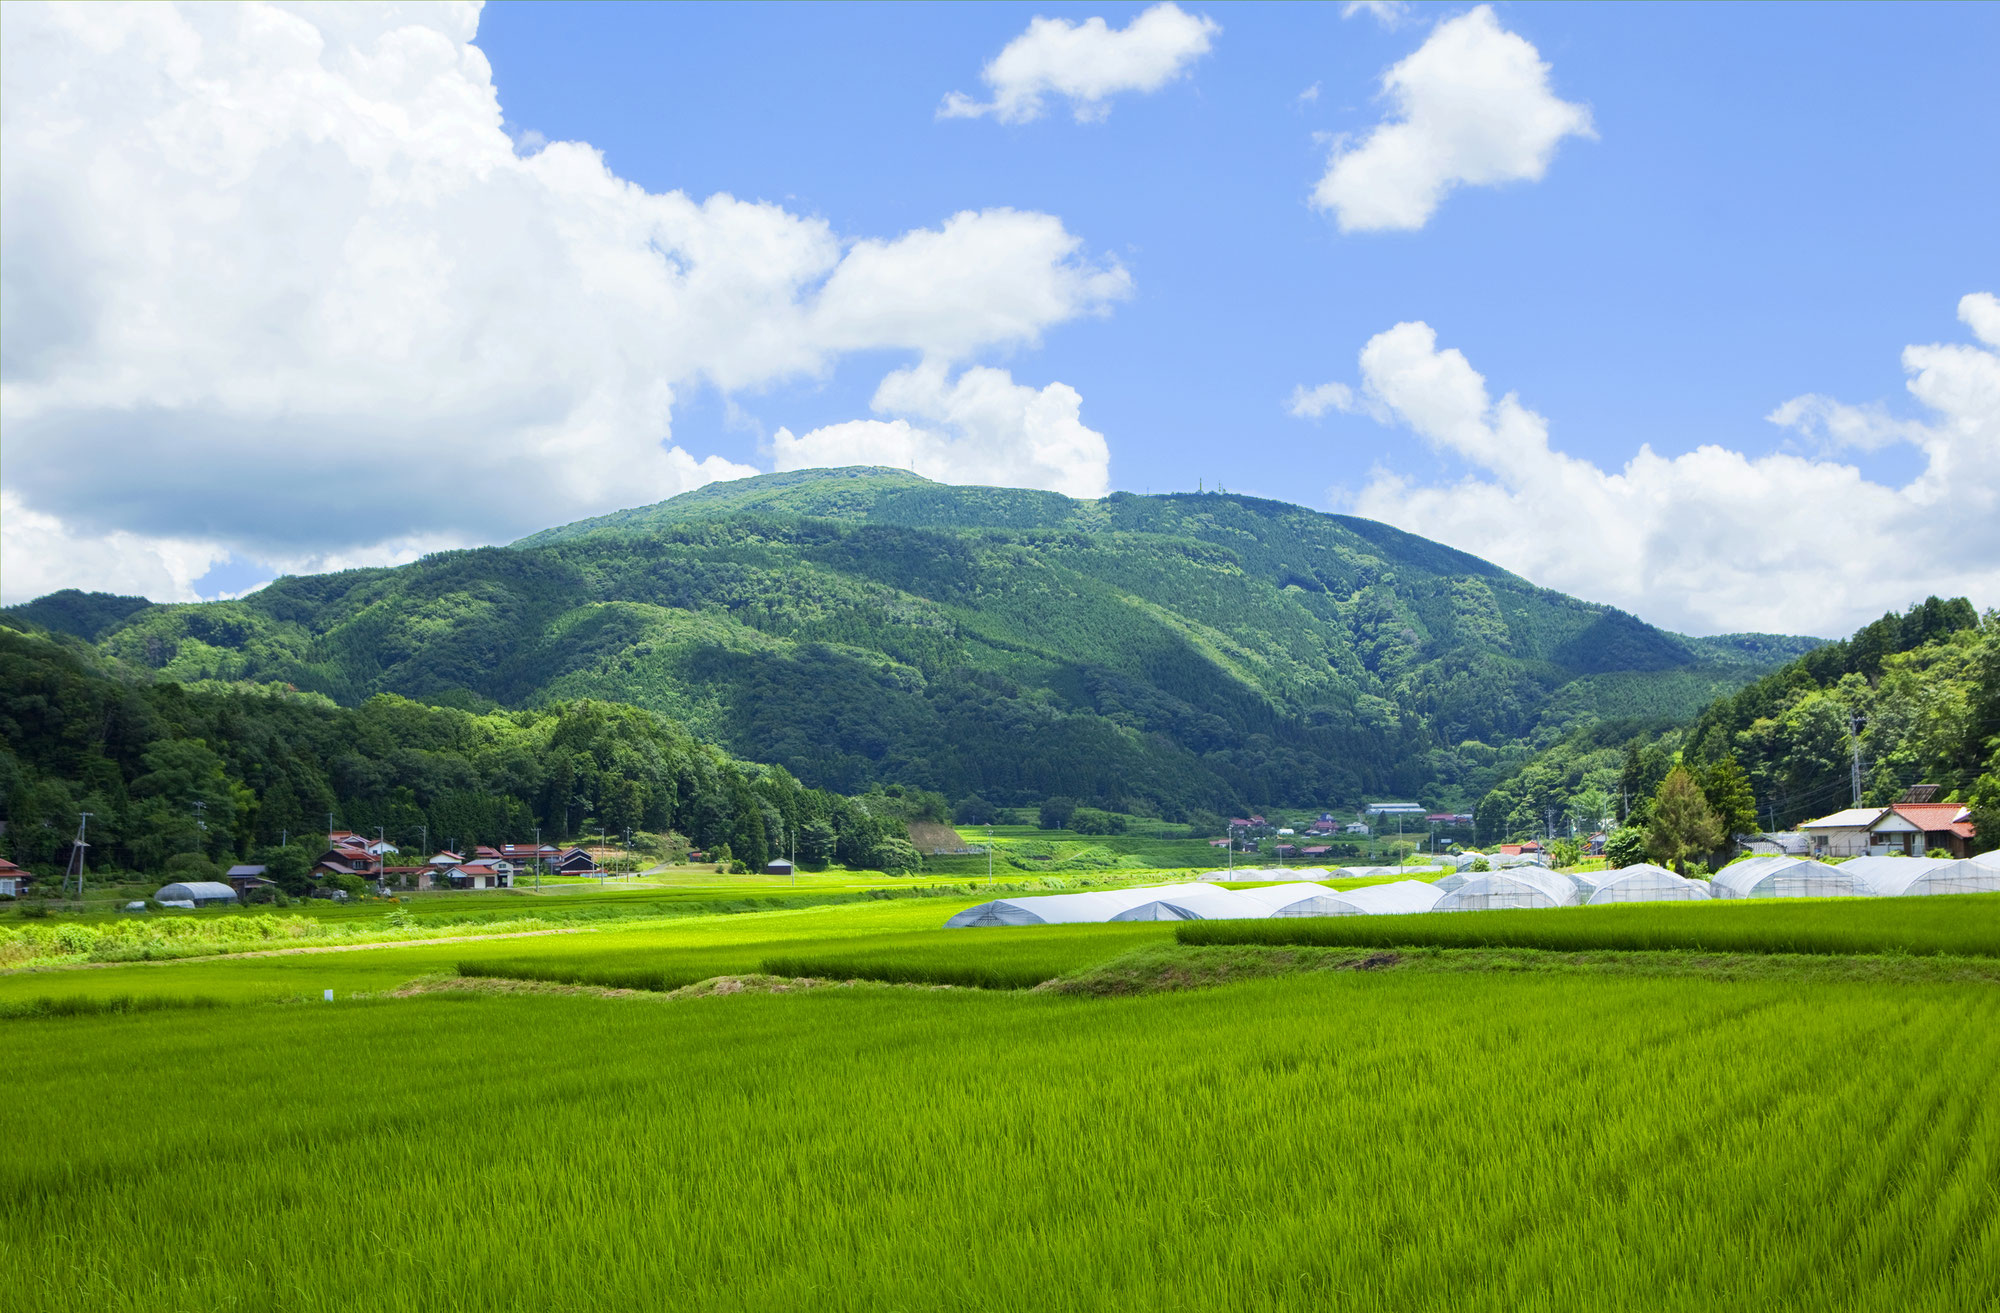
66,812,93,901
1850,714,1867,806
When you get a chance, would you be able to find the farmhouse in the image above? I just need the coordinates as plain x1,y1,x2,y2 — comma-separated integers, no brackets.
1801,792,1976,858
453,862,508,890
223,864,279,897
0,858,29,897
553,846,598,873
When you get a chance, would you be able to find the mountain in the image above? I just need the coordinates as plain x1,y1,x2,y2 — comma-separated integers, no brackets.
6,468,1823,816
1473,596,1997,845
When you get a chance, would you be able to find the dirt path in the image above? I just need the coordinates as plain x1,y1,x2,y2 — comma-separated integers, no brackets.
8,926,587,973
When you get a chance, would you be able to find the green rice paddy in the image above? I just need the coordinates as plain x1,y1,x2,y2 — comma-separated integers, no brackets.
1179,893,2000,957
4,889,1997,1309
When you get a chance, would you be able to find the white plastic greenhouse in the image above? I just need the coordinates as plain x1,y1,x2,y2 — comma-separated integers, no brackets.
1109,888,1273,921
1709,856,1861,899
1229,882,1345,913
1583,863,1712,905
1973,849,2000,871
1433,867,1578,911
944,883,1220,927
1272,880,1447,917
1844,855,2000,898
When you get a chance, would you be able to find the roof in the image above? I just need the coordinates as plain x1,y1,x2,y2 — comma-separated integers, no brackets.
1891,802,1973,831
1800,808,1887,830
225,865,268,877
0,858,20,872
457,863,499,874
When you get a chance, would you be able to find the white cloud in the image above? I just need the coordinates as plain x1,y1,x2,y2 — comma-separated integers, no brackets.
1287,381,1359,419
0,2,1130,604
939,3,1219,124
770,361,1110,499
1319,295,1999,636
1312,6,1593,232
1341,2,1412,30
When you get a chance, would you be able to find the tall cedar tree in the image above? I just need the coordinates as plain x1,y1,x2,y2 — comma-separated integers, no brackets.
1646,766,1725,874
1698,754,1759,838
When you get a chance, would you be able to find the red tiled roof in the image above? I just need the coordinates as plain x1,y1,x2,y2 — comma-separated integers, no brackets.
457,863,498,875
1892,803,1972,831
0,858,19,872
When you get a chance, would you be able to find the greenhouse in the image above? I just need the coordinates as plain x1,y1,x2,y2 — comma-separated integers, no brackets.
1709,857,1861,899
1109,888,1272,921
1273,880,1447,917
1433,867,1578,912
1584,864,1712,905
151,881,239,907
1431,870,1474,893
1844,855,2000,898
1230,883,1346,913
944,883,1219,927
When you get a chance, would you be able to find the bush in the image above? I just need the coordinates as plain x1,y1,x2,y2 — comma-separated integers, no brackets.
1038,797,1079,831
1469,857,1492,873
163,852,221,883
1604,827,1648,869
1068,807,1127,836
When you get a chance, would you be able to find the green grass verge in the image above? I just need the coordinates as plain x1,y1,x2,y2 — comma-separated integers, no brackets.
1177,893,2000,957
5,974,1996,1310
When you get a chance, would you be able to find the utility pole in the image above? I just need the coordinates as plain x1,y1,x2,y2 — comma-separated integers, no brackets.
534,825,541,893
66,811,92,901
1850,714,1866,806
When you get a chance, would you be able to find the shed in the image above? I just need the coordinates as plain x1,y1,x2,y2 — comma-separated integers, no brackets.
223,864,276,896
764,859,794,876
946,883,1220,927
1433,868,1578,912
153,881,239,907
1709,857,1860,899
1273,880,1446,917
1583,864,1712,905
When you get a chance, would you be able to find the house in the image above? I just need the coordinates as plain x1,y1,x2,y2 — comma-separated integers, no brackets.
1301,845,1331,858
0,858,29,897
554,847,598,874
329,832,398,857
493,842,560,866
382,865,431,890
1498,842,1542,856
1801,794,1976,859
1273,844,1298,859
1344,821,1370,836
452,862,506,890
223,864,278,897
427,851,464,868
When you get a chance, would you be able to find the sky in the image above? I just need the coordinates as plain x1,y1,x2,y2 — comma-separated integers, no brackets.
1,1,1995,637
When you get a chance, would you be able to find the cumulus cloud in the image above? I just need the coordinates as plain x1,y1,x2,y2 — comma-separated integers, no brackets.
1314,295,1999,636
770,361,1110,499
1312,6,1593,232
1287,381,1359,419
1341,2,1412,29
939,3,1219,124
0,2,1130,603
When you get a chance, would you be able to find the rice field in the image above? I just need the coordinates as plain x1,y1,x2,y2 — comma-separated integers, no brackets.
4,970,1995,1312
1177,892,2000,957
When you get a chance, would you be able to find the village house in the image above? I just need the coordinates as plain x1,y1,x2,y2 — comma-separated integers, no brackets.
0,858,30,897
223,864,280,897
1801,788,1976,858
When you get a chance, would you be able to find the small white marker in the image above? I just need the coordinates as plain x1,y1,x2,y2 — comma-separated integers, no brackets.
323,989,334,1002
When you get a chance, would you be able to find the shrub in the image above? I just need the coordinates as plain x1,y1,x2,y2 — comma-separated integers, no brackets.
1469,857,1491,873
1604,827,1648,869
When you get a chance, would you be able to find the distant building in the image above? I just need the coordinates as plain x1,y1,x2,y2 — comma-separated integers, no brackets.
554,847,598,874
1344,821,1370,836
1801,796,1975,859
223,864,278,896
0,858,29,897
765,859,795,877
452,862,507,890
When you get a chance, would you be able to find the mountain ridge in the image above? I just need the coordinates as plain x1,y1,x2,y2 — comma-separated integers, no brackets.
6,468,1824,816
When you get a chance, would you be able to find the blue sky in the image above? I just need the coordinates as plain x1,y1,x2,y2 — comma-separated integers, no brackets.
477,1,1996,498
2,1,1995,635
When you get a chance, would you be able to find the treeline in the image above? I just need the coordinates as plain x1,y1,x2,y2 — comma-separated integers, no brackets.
1475,598,2000,848
0,627,921,879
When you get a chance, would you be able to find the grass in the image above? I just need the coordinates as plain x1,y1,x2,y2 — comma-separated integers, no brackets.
1177,893,2000,958
4,972,1996,1311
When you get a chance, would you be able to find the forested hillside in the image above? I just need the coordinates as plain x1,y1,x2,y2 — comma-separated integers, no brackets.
0,627,925,879
5,468,1818,818
1475,597,1999,846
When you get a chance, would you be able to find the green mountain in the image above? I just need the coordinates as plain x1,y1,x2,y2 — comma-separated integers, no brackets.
6,468,1822,816
1473,596,1998,846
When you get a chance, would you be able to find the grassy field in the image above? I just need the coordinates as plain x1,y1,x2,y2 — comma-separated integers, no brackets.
4,970,1995,1311
1175,894,2000,958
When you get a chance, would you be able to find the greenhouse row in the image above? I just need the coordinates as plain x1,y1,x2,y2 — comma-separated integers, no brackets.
943,853,2000,927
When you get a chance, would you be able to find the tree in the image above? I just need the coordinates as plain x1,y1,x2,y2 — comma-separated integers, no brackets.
1546,837,1581,870
1698,754,1759,838
1038,797,1079,831
1645,767,1725,874
1570,785,1613,833
255,843,315,896
1603,827,1648,869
